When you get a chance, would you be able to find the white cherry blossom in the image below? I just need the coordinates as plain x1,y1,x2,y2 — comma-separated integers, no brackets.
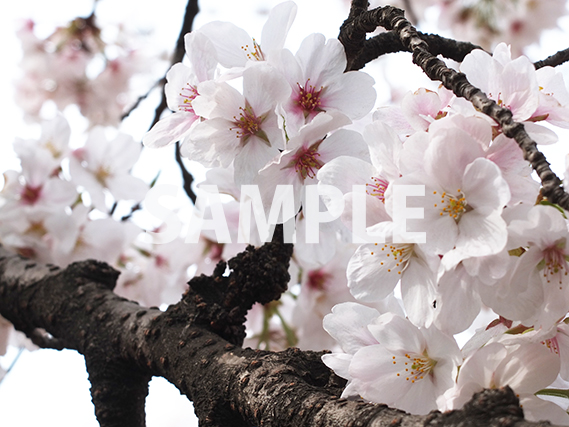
187,64,291,185
69,128,148,212
324,309,461,415
195,1,297,69
143,31,218,149
274,33,376,136
443,342,569,425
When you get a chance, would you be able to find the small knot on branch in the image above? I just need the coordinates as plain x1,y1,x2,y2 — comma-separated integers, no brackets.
181,239,293,345
66,260,120,291
463,387,524,421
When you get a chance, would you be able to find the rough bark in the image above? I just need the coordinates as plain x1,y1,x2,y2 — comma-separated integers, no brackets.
0,243,561,427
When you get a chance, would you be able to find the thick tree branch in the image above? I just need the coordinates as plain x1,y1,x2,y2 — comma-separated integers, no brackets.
349,31,485,71
0,244,561,426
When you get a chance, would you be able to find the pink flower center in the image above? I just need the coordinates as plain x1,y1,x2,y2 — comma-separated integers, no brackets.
290,141,325,180
230,104,266,144
155,254,168,268
366,177,389,202
295,80,324,118
543,336,561,355
21,184,42,205
540,242,569,288
178,84,199,113
307,269,331,291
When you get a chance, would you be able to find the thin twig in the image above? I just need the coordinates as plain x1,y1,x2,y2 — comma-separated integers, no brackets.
534,47,569,70
121,78,165,122
175,141,197,203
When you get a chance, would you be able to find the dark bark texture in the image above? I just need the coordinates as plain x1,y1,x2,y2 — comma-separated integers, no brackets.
3,1,569,426
0,244,560,426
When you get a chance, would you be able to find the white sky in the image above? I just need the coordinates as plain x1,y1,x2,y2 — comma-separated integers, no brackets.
2,1,569,426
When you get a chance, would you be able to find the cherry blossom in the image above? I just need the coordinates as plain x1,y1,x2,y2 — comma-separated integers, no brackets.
274,33,376,136
504,204,569,329
187,64,291,184
460,42,569,145
324,309,461,415
195,1,297,69
443,342,569,425
143,32,218,149
9,0,569,420
69,127,148,212
254,111,368,218
389,123,511,269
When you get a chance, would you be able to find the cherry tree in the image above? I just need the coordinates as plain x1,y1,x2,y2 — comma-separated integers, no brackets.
3,0,569,426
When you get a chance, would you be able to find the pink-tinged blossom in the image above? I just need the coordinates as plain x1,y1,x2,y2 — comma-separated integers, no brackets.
324,309,461,415
0,149,77,261
428,114,539,205
292,245,360,351
69,128,148,212
461,43,538,122
78,52,148,127
15,16,154,127
533,66,569,129
499,321,569,383
143,32,218,149
317,121,402,232
503,204,569,329
274,33,376,136
254,112,368,219
389,124,511,270
195,1,297,69
13,113,71,165
45,203,141,267
373,87,454,135
437,0,567,54
459,43,568,145
187,65,291,185
443,342,569,425
114,238,194,307
321,303,382,395
346,225,439,328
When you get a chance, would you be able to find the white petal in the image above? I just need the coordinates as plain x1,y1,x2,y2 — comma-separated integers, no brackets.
347,244,402,302
322,302,379,354
143,112,198,148
260,1,297,54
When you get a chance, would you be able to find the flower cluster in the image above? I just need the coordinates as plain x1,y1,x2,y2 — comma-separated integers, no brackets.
15,14,159,127
5,0,569,423
143,2,569,421
0,114,193,356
